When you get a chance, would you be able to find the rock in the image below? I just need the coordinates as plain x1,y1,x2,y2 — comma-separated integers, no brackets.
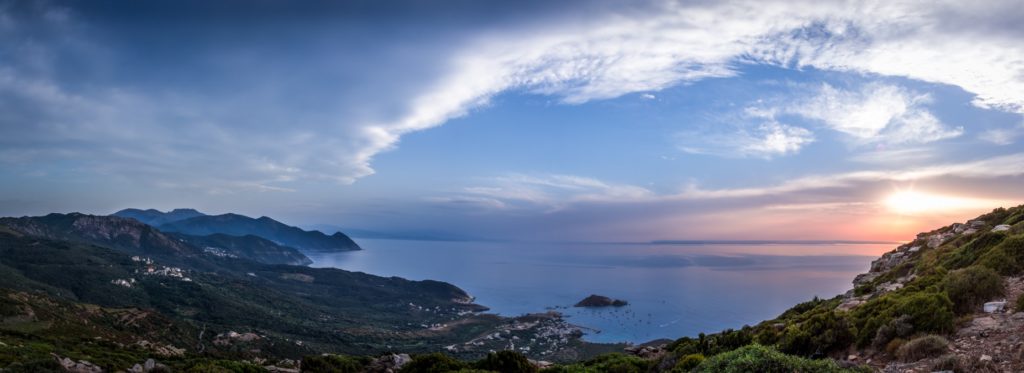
837,297,865,311
958,316,1000,337
145,359,156,371
980,354,993,362
367,353,412,373
52,354,103,373
847,354,858,361
992,224,1011,232
574,294,628,308
530,360,554,369
984,300,1006,313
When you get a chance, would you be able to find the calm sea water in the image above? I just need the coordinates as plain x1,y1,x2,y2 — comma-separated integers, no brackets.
308,239,889,344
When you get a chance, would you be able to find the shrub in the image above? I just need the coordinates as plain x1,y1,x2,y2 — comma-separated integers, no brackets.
942,232,1005,270
1017,294,1024,312
186,360,268,373
400,353,468,373
301,354,366,373
891,292,955,334
777,310,855,357
871,314,913,350
672,354,704,372
577,353,650,373
853,292,954,347
692,344,867,373
895,335,949,362
943,266,1004,314
474,351,536,373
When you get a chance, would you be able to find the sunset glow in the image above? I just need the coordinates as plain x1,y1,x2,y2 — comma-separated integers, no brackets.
883,190,989,215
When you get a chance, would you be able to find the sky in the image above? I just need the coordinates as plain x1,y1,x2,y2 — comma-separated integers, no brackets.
2,0,1024,242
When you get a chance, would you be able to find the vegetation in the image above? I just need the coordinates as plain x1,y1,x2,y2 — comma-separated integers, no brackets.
943,266,1004,314
894,335,949,362
692,345,867,373
474,351,536,373
5,205,1024,371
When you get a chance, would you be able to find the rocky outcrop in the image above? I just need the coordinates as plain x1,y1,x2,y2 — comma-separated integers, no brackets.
366,353,412,373
574,294,628,308
53,354,103,373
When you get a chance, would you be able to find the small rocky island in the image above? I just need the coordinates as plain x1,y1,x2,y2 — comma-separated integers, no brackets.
574,294,628,308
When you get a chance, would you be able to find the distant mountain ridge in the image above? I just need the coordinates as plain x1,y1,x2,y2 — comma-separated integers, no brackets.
113,208,361,253
114,208,205,226
0,213,313,265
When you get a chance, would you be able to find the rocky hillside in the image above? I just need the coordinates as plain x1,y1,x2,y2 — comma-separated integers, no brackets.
169,232,313,266
0,213,199,257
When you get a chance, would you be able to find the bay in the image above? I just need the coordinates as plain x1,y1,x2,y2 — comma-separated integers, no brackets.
309,239,888,343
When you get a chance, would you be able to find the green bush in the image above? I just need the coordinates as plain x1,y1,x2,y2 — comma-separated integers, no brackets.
672,354,704,372
1017,294,1024,312
895,335,949,362
474,351,536,373
943,266,1004,314
399,353,468,373
852,291,954,347
570,353,649,373
186,360,268,373
976,236,1024,275
871,315,913,350
692,344,867,373
941,233,1005,270
301,355,368,373
891,292,955,334
777,310,855,357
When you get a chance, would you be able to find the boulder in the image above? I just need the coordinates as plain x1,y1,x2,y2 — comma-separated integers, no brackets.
984,301,1006,313
992,224,1011,232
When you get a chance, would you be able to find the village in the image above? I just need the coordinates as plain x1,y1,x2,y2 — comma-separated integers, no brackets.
110,256,193,288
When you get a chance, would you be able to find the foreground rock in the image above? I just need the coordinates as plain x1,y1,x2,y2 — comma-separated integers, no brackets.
574,294,628,308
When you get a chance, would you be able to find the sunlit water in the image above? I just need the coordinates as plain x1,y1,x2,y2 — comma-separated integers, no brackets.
308,239,890,343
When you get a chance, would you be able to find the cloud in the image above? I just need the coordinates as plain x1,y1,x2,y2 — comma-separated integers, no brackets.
678,120,814,159
677,152,1024,200
3,0,1024,188
441,173,653,211
442,152,1024,213
979,120,1024,145
352,1,1015,177
792,83,962,145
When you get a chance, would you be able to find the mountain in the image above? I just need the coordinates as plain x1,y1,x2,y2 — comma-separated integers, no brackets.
0,213,199,257
0,214,509,370
0,213,312,266
158,213,360,252
113,208,206,226
170,232,312,266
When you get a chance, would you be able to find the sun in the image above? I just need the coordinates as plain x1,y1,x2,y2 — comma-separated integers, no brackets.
884,189,988,215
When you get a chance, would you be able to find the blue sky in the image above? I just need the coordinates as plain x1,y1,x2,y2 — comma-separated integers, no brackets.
2,0,1024,241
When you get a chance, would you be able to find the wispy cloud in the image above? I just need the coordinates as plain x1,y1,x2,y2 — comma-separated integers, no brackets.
4,0,1024,189
677,120,814,159
791,83,962,145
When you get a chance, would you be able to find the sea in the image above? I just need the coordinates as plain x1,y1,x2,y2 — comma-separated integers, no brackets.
308,239,891,344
